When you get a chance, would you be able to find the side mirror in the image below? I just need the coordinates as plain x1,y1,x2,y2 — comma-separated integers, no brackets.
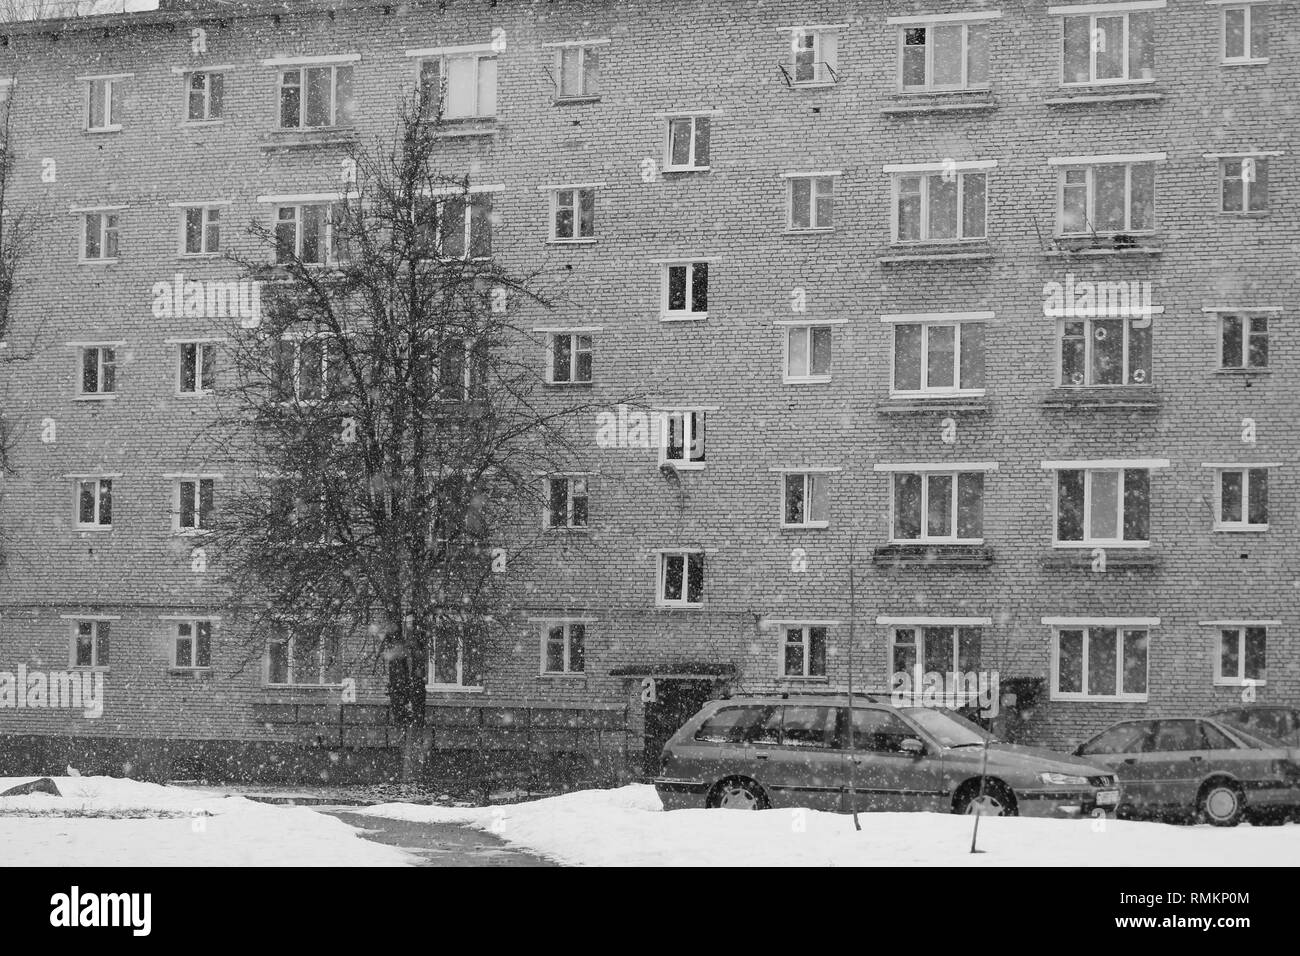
900,737,925,757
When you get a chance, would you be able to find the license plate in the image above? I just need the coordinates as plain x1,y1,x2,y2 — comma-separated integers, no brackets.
1096,790,1119,806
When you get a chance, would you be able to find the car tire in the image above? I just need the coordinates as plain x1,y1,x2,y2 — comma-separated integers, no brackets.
707,777,769,811
1198,780,1244,827
954,780,1017,817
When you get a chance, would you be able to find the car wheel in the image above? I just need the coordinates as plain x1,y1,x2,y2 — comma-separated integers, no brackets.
954,780,1017,817
708,777,769,811
1198,780,1244,827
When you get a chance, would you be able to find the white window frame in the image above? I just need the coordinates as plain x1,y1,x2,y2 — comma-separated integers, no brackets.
426,619,483,691
179,204,223,257
663,115,711,172
275,334,342,404
416,51,498,120
183,69,224,122
1050,622,1151,702
76,344,118,398
544,475,590,531
895,19,993,93
1220,2,1268,65
550,186,597,241
888,624,984,690
1055,162,1157,236
545,331,594,384
1219,156,1268,213
1057,314,1152,386
275,62,353,129
1208,464,1271,531
176,340,218,397
539,620,587,675
69,619,112,669
172,476,217,535
171,618,215,670
83,75,126,132
553,42,603,99
890,169,988,243
273,203,344,266
428,190,495,261
786,174,836,231
1047,462,1163,548
660,261,709,321
656,550,706,608
1058,9,1159,86
780,471,831,529
781,624,829,678
889,319,986,396
266,628,343,687
74,476,113,529
786,27,840,87
1212,623,1269,686
1218,312,1269,369
81,210,121,263
888,470,986,544
658,410,706,470
783,323,834,384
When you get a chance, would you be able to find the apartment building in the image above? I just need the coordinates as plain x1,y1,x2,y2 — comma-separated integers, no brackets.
0,0,1295,783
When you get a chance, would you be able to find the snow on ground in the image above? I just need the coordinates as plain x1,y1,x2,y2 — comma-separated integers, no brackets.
0,777,414,866
357,784,1300,867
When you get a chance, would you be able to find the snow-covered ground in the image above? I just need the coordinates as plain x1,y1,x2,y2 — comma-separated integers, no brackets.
0,777,414,866
357,784,1300,867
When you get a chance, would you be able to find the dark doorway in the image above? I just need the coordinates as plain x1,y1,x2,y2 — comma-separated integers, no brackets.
642,678,717,775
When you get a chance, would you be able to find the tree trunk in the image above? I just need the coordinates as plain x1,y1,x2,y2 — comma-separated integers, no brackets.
388,639,429,784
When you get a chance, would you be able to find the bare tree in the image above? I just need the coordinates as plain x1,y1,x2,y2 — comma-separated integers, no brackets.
207,92,625,780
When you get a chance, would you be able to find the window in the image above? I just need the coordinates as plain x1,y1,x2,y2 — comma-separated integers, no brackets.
1222,4,1268,62
899,22,989,92
1217,626,1267,685
892,472,984,543
1059,316,1151,386
1213,467,1268,530
72,620,110,668
274,336,350,402
542,622,585,674
76,478,113,529
1056,468,1150,545
664,115,710,171
781,625,827,678
274,204,344,265
278,64,353,128
836,708,920,753
662,262,708,319
1220,314,1268,369
85,76,123,131
178,342,217,395
658,551,704,607
779,705,837,747
172,620,213,669
788,176,834,231
894,171,986,242
782,472,830,528
695,705,778,743
185,70,223,121
785,325,832,383
181,206,222,256
546,476,589,530
268,627,342,685
419,53,497,120
890,626,981,679
892,321,985,394
548,332,592,384
555,44,600,98
1053,626,1149,700
433,336,487,402
174,478,215,533
82,211,120,261
552,187,595,240
428,619,482,689
79,346,117,396
1220,157,1268,213
1058,162,1156,235
433,193,493,259
661,411,706,468
789,28,838,85
1061,11,1154,84
1078,722,1147,755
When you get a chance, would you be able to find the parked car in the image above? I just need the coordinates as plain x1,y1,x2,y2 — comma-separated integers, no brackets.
1209,705,1300,748
1073,716,1300,826
654,693,1119,817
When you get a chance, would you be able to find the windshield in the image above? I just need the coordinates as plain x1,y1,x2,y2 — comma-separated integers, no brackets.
900,707,997,748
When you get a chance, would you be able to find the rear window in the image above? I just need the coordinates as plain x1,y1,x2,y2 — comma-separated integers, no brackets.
694,705,778,743
1079,722,1148,755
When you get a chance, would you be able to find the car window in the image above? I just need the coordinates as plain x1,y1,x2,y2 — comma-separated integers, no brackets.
694,705,777,743
899,707,986,747
836,708,918,753
1199,721,1240,750
1145,719,1201,752
752,706,782,745
1079,722,1148,755
781,706,837,748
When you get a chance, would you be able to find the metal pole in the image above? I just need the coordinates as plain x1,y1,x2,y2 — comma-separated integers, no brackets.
847,538,860,831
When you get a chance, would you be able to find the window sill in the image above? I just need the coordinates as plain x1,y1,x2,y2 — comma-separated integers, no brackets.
434,117,498,137
781,522,829,531
174,391,215,399
72,394,118,402
538,672,587,680
1213,525,1269,534
79,259,120,267
879,245,993,264
660,461,705,472
1214,368,1270,377
881,95,997,115
75,526,113,532
173,530,213,538
168,667,213,676
1214,679,1267,687
85,126,122,134
1051,694,1149,704
180,120,225,129
878,397,989,414
545,526,591,534
1222,58,1268,66
553,95,601,106
548,237,599,245
261,128,359,150
69,666,110,673
425,685,485,694
784,227,834,236
1044,242,1162,257
661,313,709,323
177,253,223,260
784,376,833,386
661,166,711,174
779,675,830,683
543,380,594,388
1042,549,1159,570
656,603,704,611
1043,91,1165,105
872,544,994,568
1040,387,1159,410
790,81,837,91
264,683,344,692
1219,210,1270,218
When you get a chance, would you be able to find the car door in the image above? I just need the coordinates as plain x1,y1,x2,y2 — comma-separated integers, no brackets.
839,706,946,813
751,705,844,811
1138,719,1210,810
1076,721,1150,809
